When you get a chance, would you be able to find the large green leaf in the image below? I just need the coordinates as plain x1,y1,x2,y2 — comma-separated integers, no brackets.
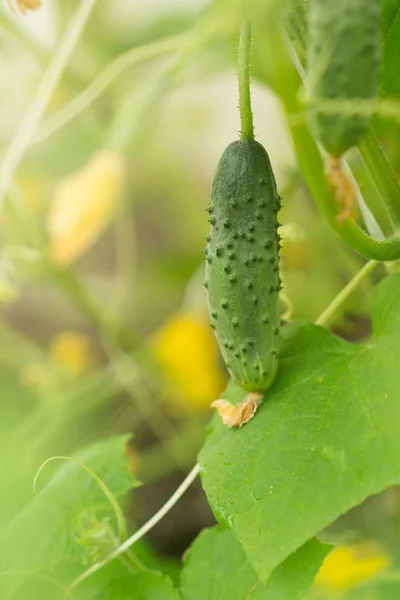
200,274,400,580
0,435,138,599
382,0,400,94
180,526,331,600
96,572,180,600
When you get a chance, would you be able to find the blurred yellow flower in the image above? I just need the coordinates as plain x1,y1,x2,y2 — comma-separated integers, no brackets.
47,151,124,265
314,542,390,591
7,0,41,13
49,331,92,378
153,311,225,411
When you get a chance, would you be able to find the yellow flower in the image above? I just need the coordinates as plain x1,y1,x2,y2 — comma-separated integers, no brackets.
314,542,390,591
49,331,92,378
152,311,225,411
7,0,41,14
47,151,123,266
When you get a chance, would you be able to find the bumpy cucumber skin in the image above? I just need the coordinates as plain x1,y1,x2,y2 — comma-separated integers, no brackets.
307,0,380,157
205,140,281,393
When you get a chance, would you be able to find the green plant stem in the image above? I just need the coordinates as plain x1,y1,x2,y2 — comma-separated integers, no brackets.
315,260,378,326
238,22,254,141
358,129,400,229
0,0,98,207
255,25,400,261
65,463,201,597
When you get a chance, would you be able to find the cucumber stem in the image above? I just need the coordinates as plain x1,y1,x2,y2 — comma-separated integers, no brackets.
238,22,254,141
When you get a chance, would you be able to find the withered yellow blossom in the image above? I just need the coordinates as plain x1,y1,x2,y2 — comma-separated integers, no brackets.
314,542,390,591
7,0,41,14
47,151,123,265
212,392,262,428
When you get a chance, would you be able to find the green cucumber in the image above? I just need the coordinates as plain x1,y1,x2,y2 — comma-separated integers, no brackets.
307,0,380,157
205,139,281,393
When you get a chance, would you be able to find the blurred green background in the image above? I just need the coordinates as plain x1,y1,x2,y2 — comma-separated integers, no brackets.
0,1,398,598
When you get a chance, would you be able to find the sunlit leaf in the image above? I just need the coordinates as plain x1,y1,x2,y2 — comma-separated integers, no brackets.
200,274,400,580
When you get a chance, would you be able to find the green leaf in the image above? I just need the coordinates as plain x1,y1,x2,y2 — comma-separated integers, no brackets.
200,274,400,580
180,526,331,600
95,572,180,600
0,435,138,599
382,0,400,94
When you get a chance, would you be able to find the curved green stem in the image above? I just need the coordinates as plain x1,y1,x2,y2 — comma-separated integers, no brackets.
315,260,378,326
358,129,400,229
238,22,254,141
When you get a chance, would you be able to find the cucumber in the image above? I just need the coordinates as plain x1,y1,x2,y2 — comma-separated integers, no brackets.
307,0,380,157
205,139,281,393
